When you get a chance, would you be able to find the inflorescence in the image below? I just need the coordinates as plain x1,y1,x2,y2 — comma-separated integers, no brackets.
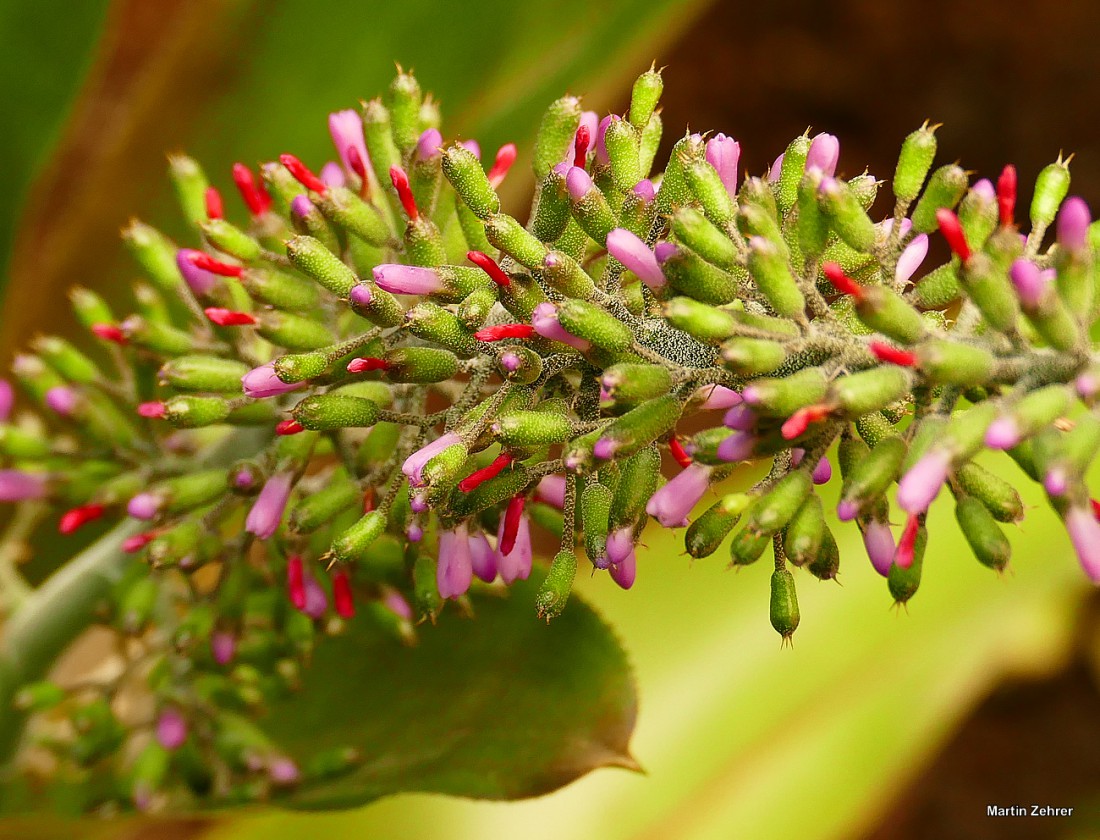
2,64,1100,810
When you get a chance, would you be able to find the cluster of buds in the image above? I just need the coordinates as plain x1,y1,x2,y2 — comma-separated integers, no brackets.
3,64,1100,810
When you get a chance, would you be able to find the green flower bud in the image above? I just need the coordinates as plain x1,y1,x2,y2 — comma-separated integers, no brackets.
685,492,750,558
122,220,182,290
160,356,248,392
954,462,1024,523
536,549,578,621
485,213,549,270
605,117,643,191
599,396,681,461
70,286,115,329
160,469,227,513
383,347,460,383
720,338,788,376
557,299,634,351
386,69,422,153
959,253,1019,333
784,493,825,567
1030,156,1071,231
663,297,737,343
893,122,938,204
164,396,232,428
494,410,573,446
240,268,320,311
955,495,1010,571
629,66,663,130
290,478,360,534
148,519,205,568
852,286,927,344
14,681,67,713
661,244,741,305
888,521,927,604
737,178,784,244
581,480,614,566
807,524,841,581
656,134,697,214
777,134,811,214
451,463,531,518
682,151,735,225
121,316,193,356
0,425,51,459
670,207,738,270
442,144,501,219
916,339,995,386
819,178,877,253
257,311,335,351
958,185,998,250
404,302,478,356
332,510,386,564
599,363,671,405
911,164,968,233
609,445,662,527
796,171,830,259
286,235,358,296
201,218,263,262
746,471,813,535
728,527,770,567
167,154,209,227
746,237,805,319
568,175,617,245
317,187,391,247
770,567,800,640
742,367,829,417
841,435,906,513
31,336,99,384
830,366,913,415
533,96,581,178
530,169,571,242
910,262,960,308
292,394,380,430
360,98,401,190
542,250,597,299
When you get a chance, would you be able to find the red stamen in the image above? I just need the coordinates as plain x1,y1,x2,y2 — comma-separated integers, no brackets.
474,323,535,342
332,569,355,618
138,401,167,419
997,164,1017,228
59,504,105,535
187,251,243,277
895,514,921,569
279,153,327,195
822,262,864,300
231,163,272,216
287,555,306,610
204,307,257,326
347,146,370,198
276,419,305,436
669,436,693,468
459,453,514,493
487,143,518,188
123,531,158,553
573,125,591,169
204,186,224,220
389,166,419,221
869,340,918,367
781,403,832,441
346,357,390,373
499,494,526,556
91,323,127,344
467,250,511,287
936,208,972,264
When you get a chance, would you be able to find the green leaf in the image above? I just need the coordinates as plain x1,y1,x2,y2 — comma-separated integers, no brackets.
264,575,637,809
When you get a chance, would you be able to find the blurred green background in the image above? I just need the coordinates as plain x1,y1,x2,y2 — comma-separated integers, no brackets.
2,0,1100,838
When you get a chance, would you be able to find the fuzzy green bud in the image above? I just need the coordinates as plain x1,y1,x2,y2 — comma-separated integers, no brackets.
1030,157,1071,231
685,492,750,558
819,178,877,253
286,235,358,296
955,495,1010,571
122,220,182,290
911,164,968,233
581,481,614,567
442,145,501,219
160,356,248,392
167,154,209,227
290,479,360,534
604,116,643,191
769,567,800,640
776,134,811,213
332,510,386,564
746,471,813,535
893,123,939,203
557,299,634,351
746,237,805,320
784,493,825,567
629,67,663,130
537,549,578,620
292,394,380,430
533,96,582,179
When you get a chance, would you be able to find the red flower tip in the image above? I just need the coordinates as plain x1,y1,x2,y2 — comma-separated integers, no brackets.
59,504,106,535
204,307,257,326
123,531,157,553
668,436,693,468
332,569,355,618
487,143,518,188
499,494,526,556
467,250,511,287
279,153,327,195
458,453,514,493
936,208,971,264
1091,498,1100,521
822,262,864,300
895,514,921,569
187,251,243,277
781,403,832,441
232,163,272,216
204,186,224,220
389,166,419,221
275,419,305,436
91,323,127,344
346,356,390,373
869,340,918,367
362,488,376,513
997,164,1017,228
347,146,370,197
573,125,591,169
474,323,536,342
138,401,167,419
287,555,306,610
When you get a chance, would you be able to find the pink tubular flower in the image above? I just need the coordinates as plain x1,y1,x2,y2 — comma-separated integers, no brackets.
155,708,188,751
383,587,414,621
349,284,373,308
595,114,613,165
1008,259,1046,308
811,456,833,485
646,463,712,527
268,757,301,787
893,514,921,570
605,526,634,568
609,548,637,590
468,531,498,583
302,570,329,619
44,386,78,416
241,363,305,399
127,492,162,520
531,302,591,351
985,416,1021,450
895,234,928,285
0,470,48,502
724,404,757,430
0,379,12,422
836,498,859,522
175,248,218,296
705,133,741,198
606,228,665,289
372,264,443,295
695,384,741,411
565,166,594,202
535,474,567,508
1064,506,1100,582
437,525,473,598
402,432,461,486
245,473,292,540
861,519,896,577
896,449,951,514
717,431,755,462
328,109,371,176
211,630,236,665
805,132,840,176
1043,467,1068,497
633,178,655,203
320,161,346,189
459,139,481,160
497,513,532,585
971,178,995,203
416,128,443,160
767,152,784,183
1057,197,1091,252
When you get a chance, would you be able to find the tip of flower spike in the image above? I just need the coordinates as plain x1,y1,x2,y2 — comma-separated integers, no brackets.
894,514,921,570
232,163,272,216
669,436,692,468
837,499,859,522
204,307,257,326
276,419,305,436
458,453,514,493
122,532,157,553
332,569,355,618
287,555,306,610
467,250,511,287
389,166,419,221
59,504,105,535
936,208,971,264
204,186,224,220
781,404,831,440
869,340,917,367
346,357,389,373
573,124,591,169
186,251,243,277
822,262,863,299
474,323,535,342
290,194,314,218
138,401,167,419
487,143,517,189
279,153,327,195
997,164,1017,228
91,323,127,344
566,166,593,201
